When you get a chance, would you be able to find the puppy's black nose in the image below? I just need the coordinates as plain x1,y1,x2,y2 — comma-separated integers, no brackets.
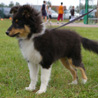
6,31,9,35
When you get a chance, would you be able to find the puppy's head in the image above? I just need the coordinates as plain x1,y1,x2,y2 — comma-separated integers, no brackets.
6,5,43,39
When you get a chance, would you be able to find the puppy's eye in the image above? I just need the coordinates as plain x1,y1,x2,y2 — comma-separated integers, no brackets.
15,19,18,23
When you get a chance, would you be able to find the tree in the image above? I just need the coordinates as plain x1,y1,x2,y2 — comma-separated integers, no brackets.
68,6,73,10
75,3,85,13
9,1,14,7
47,1,51,6
15,2,20,6
79,3,85,9
97,1,98,12
95,0,98,22
76,6,80,13
0,3,5,7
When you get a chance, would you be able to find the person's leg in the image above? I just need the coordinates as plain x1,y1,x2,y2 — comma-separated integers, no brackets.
45,16,47,22
42,12,44,20
44,11,47,22
61,14,63,21
42,16,43,19
57,14,60,24
49,15,52,24
59,14,61,21
57,14,60,21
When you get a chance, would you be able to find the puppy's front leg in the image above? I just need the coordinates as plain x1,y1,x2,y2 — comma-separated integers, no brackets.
36,66,52,94
25,62,39,91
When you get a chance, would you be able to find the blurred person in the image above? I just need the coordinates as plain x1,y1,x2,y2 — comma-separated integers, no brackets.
48,5,52,24
57,2,64,24
41,1,48,23
95,11,98,23
70,6,75,21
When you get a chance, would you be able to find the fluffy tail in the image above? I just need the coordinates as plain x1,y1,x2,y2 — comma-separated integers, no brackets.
81,37,98,54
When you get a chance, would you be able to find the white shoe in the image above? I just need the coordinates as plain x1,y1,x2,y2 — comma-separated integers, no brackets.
44,21,48,24
50,21,52,24
57,21,59,24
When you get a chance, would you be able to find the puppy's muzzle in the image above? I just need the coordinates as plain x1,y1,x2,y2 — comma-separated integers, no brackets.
6,31,20,37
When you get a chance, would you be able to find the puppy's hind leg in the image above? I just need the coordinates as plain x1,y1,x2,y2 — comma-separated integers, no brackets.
36,66,52,94
60,58,78,85
77,63,87,84
25,62,39,91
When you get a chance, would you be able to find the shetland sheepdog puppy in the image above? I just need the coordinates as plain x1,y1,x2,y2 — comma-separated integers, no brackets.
6,5,98,94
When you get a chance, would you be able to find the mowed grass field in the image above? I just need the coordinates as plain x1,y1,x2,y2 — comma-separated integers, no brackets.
0,19,98,98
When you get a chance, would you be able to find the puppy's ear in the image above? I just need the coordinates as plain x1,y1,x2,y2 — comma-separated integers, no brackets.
21,5,33,18
22,10,30,18
10,6,20,14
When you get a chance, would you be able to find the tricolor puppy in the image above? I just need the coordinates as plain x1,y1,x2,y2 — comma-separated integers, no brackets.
6,5,98,94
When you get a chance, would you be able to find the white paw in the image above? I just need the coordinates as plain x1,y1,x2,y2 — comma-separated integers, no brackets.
82,79,87,84
68,80,78,85
25,86,35,91
36,89,46,94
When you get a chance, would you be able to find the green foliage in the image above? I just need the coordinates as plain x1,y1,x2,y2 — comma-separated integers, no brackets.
0,20,98,97
0,1,20,7
9,1,14,7
0,3,5,7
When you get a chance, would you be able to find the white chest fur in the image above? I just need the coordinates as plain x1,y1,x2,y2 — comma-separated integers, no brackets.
19,39,42,64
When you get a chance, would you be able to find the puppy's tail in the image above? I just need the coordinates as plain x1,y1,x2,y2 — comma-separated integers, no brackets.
81,37,98,54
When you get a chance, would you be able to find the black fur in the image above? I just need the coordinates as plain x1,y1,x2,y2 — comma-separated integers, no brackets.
7,5,98,69
81,37,98,53
34,29,82,68
13,5,43,36
9,5,43,39
10,6,20,14
33,29,98,69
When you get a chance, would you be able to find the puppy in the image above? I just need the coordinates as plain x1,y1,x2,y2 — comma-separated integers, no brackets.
6,5,98,94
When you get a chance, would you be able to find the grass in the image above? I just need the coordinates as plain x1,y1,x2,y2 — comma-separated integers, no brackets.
45,19,82,23
0,19,98,98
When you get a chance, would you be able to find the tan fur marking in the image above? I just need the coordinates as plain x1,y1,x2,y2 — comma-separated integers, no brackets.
60,58,77,81
68,59,73,65
68,59,87,80
9,25,30,38
15,19,18,23
78,67,87,80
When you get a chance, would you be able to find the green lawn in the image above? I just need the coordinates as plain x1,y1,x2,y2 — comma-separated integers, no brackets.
0,20,98,98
